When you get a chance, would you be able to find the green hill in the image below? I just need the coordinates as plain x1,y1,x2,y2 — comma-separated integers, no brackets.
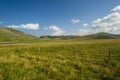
40,32,119,40
0,27,38,43
84,32,117,39
40,35,82,40
0,27,119,43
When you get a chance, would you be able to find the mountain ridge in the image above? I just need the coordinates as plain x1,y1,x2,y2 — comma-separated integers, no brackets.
0,27,38,42
0,27,120,42
40,32,120,39
83,32,117,39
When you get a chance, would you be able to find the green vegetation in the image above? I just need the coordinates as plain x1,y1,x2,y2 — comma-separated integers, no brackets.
40,32,120,40
0,27,120,43
0,27,38,43
0,39,120,80
84,32,117,39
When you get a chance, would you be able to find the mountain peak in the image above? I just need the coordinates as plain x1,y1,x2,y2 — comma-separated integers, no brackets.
84,32,117,39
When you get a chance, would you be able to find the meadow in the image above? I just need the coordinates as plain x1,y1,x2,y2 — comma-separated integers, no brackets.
0,39,120,80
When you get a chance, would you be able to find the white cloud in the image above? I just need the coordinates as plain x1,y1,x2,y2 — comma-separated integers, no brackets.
71,19,80,24
91,5,120,34
83,23,88,27
48,25,66,36
7,23,39,30
111,5,120,12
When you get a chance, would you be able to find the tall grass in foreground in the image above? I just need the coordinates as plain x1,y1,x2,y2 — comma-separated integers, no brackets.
0,39,120,80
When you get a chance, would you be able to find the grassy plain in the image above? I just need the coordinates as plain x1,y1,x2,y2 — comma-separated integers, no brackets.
0,39,120,80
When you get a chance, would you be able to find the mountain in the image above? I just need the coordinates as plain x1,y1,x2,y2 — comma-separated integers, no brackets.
84,32,118,39
40,32,120,39
40,35,82,39
0,27,38,42
113,34,120,38
0,27,119,43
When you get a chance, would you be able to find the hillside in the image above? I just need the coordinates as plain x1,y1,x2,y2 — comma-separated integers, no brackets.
84,32,117,39
0,27,38,42
40,35,82,40
40,32,120,39
0,27,119,43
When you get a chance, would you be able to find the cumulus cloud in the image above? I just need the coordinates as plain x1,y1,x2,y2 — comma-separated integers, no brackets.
7,23,39,30
111,5,120,12
71,19,80,24
91,5,120,34
83,23,88,27
48,25,66,36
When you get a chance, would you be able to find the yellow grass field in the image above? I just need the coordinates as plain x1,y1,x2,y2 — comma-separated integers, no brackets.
0,39,120,80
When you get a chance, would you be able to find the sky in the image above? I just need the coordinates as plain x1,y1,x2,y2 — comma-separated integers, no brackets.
0,0,120,36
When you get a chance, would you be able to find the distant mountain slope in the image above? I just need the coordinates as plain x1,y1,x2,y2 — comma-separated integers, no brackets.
40,35,82,39
0,27,37,42
113,34,120,38
84,32,117,39
40,32,120,39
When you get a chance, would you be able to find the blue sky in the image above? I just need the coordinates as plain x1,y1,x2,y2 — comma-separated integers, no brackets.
0,0,120,36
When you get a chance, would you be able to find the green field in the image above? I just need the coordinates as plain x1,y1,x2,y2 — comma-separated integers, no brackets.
0,39,120,80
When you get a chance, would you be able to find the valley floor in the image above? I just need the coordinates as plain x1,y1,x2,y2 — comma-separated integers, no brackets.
0,39,120,80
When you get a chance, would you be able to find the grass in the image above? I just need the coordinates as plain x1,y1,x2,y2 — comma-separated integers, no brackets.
0,39,120,80
0,27,38,43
